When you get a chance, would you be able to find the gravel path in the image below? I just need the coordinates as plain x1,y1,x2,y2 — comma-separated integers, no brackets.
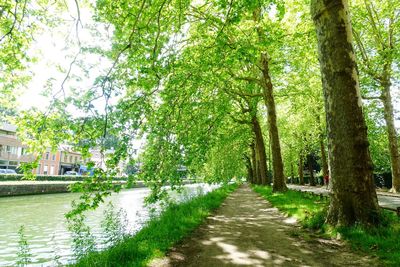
151,185,378,267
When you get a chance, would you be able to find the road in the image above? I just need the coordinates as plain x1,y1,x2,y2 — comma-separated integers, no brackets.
288,184,400,210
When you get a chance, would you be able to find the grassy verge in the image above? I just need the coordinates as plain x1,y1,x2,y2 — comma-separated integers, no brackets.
74,183,238,267
253,185,400,266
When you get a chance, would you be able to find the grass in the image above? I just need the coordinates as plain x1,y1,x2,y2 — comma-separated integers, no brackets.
253,185,400,266
253,186,329,231
74,183,238,267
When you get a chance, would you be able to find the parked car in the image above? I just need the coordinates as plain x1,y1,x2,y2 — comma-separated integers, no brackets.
0,169,17,174
5,169,17,174
65,171,78,176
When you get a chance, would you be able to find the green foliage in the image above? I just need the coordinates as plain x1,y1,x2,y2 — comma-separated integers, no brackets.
73,183,237,266
0,0,66,121
4,0,397,227
351,0,400,174
101,202,129,247
16,225,32,267
67,214,96,260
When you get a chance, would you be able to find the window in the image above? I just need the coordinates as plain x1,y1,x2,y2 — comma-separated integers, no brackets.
0,130,15,136
52,154,56,161
6,146,18,155
45,152,49,160
37,164,41,174
43,165,48,175
69,156,72,162
75,156,77,163
50,165,55,175
64,154,68,162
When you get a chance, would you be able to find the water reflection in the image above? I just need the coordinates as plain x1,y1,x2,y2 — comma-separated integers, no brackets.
0,183,217,266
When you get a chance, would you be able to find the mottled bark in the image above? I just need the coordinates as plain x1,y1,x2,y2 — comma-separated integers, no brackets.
252,115,268,185
311,0,380,226
299,152,304,185
381,80,400,192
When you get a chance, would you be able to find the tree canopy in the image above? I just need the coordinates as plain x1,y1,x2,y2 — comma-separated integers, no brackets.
2,0,399,226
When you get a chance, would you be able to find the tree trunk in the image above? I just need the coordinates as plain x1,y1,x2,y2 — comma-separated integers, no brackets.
317,115,329,179
252,115,268,185
311,0,380,226
267,132,272,185
250,141,258,184
381,81,400,192
260,53,287,192
299,152,304,185
320,135,329,179
290,162,294,184
253,8,286,192
244,154,253,183
307,154,316,186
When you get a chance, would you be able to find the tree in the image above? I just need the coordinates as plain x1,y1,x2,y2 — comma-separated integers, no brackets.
351,0,400,192
311,0,380,226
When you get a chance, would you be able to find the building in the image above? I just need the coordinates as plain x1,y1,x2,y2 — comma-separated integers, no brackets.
59,145,85,175
0,123,34,171
1,123,141,176
35,145,86,175
35,149,61,175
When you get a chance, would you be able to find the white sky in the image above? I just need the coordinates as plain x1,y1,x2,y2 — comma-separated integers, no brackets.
16,1,400,130
17,1,112,115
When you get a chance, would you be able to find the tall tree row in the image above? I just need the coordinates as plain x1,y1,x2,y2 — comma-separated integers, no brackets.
6,0,397,226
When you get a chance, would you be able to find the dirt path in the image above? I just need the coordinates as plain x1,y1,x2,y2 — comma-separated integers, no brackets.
151,185,378,267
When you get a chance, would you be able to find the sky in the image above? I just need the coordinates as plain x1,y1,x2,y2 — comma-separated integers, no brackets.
17,1,112,116
16,1,400,130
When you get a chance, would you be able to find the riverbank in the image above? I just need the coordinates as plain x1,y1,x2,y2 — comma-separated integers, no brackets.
253,185,400,266
74,183,238,266
0,180,196,197
0,181,126,197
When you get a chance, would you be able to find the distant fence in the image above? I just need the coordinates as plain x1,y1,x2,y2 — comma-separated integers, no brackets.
290,187,400,217
288,172,392,189
0,174,128,181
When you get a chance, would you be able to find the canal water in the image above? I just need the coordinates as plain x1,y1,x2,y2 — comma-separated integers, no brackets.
0,183,217,266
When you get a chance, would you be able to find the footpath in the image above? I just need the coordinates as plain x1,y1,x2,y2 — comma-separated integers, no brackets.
151,185,378,267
